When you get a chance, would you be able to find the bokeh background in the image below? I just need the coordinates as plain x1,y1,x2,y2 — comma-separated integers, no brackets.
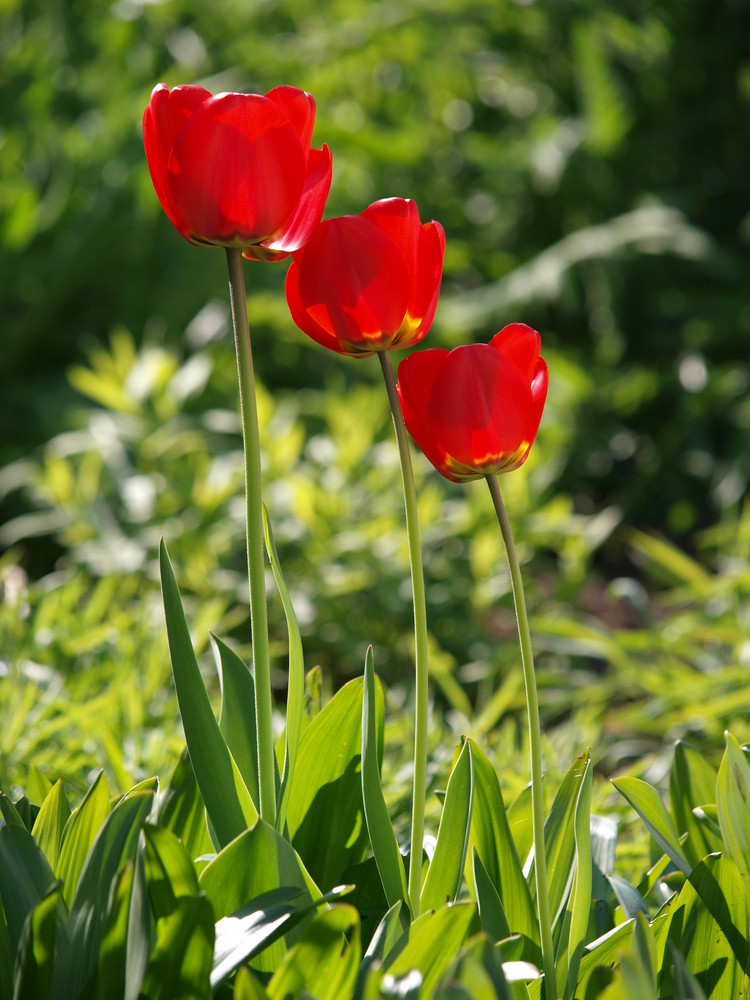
1,0,749,794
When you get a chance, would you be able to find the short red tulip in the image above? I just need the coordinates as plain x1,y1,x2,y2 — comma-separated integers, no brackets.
285,198,445,357
143,83,332,261
396,324,548,482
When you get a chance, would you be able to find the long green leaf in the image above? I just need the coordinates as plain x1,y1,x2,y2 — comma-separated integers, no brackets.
361,646,408,912
213,633,260,811
267,904,361,1000
562,750,592,1000
677,853,750,998
199,818,320,974
472,849,511,943
143,823,200,920
212,885,350,991
669,740,721,866
716,732,750,907
51,789,154,1000
285,677,375,891
156,748,213,863
31,781,70,874
612,776,691,876
0,824,59,958
56,771,110,906
420,741,473,913
159,539,258,848
466,741,537,948
12,886,59,1000
263,505,304,833
384,902,478,997
138,895,215,1000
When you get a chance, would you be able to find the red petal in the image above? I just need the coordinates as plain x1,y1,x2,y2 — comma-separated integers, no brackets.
286,257,355,355
167,92,306,246
362,200,445,348
397,350,458,476
265,85,316,153
289,215,410,351
258,144,332,256
143,83,211,241
490,323,541,383
427,344,532,474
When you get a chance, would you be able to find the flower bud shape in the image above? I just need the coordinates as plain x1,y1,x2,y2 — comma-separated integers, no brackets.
396,324,548,482
143,83,332,261
285,198,446,356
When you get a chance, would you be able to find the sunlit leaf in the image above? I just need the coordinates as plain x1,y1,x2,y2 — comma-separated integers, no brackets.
383,902,479,997
286,677,375,891
31,781,71,874
612,776,691,876
263,506,304,833
420,741,473,914
159,539,258,848
361,646,408,911
466,741,537,948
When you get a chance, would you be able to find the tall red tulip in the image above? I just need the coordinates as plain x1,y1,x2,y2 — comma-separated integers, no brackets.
397,324,548,482
143,83,332,261
285,198,445,356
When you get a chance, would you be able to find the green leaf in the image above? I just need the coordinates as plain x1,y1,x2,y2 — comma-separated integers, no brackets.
263,505,304,834
575,920,634,998
211,885,349,991
143,824,200,920
156,749,213,863
612,776,691,876
361,646,408,911
384,902,479,997
561,750,593,1000
267,904,361,1000
12,887,59,1000
26,768,54,809
676,853,750,998
159,539,258,849
213,633,260,814
717,732,750,906
607,875,650,920
472,849,511,943
92,854,149,1000
56,770,110,906
363,900,410,967
0,824,59,958
138,895,215,1000
466,741,538,948
50,789,154,1000
438,933,513,1000
670,741,721,866
199,818,320,974
31,781,70,873
421,740,473,913
286,677,375,891
668,942,708,1000
233,966,271,1000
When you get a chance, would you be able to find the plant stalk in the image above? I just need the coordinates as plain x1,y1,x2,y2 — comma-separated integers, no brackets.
378,349,429,920
486,473,556,1000
225,247,276,827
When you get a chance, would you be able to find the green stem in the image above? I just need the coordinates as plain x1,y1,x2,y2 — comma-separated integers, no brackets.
486,474,556,1000
378,350,428,921
225,248,276,827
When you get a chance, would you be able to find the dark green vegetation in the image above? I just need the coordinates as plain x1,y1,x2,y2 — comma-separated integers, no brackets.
1,2,750,995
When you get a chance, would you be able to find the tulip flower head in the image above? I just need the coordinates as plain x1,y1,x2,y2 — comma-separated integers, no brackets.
397,324,548,482
143,83,332,261
285,198,445,357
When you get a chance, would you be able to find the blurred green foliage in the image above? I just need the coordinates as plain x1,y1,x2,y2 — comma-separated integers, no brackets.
1,0,749,544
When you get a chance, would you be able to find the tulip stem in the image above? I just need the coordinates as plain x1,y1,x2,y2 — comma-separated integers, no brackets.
225,247,276,828
378,350,429,921
486,474,556,1000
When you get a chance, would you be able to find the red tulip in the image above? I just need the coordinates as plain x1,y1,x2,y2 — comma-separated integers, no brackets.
285,198,445,356
143,83,332,261
396,324,548,482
